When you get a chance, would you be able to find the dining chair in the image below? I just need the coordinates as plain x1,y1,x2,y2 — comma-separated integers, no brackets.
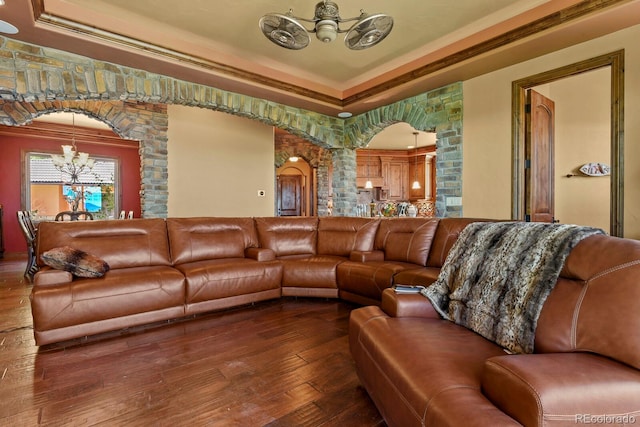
16,211,38,282
55,211,94,221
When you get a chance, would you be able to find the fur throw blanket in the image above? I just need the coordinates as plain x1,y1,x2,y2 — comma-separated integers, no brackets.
421,222,604,354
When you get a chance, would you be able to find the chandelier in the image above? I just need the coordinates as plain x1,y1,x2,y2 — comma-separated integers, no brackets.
259,1,393,50
51,114,95,185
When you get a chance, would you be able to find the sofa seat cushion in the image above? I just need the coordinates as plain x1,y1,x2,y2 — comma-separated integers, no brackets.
177,258,283,304
350,305,510,427
279,255,344,289
337,260,419,301
30,265,186,332
392,267,441,287
482,353,640,426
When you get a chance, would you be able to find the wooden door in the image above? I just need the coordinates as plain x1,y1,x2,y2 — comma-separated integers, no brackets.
525,89,555,223
388,161,409,200
278,175,302,216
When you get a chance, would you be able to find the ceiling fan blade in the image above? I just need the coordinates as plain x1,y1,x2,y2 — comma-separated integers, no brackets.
344,14,393,50
259,14,310,50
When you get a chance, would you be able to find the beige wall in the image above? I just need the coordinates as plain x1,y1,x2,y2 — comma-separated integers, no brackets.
464,24,640,238
547,68,610,231
167,105,275,217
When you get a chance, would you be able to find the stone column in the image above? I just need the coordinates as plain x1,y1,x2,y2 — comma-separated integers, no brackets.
330,148,357,217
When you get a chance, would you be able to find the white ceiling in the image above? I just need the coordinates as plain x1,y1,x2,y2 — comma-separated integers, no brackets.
3,0,640,118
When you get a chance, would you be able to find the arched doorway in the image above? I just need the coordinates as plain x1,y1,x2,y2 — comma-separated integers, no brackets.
276,157,314,216
356,123,437,217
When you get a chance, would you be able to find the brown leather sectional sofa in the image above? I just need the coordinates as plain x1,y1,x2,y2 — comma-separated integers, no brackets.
32,215,439,345
31,216,640,425
350,226,640,426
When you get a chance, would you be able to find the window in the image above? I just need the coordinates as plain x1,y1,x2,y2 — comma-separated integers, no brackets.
26,152,119,220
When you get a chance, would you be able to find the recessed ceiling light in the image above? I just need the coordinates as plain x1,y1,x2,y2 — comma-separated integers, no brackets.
0,20,18,34
338,112,352,118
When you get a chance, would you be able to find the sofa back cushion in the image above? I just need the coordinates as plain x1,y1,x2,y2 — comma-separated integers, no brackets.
167,217,258,265
254,217,318,258
426,218,492,267
375,218,440,265
535,234,640,370
317,217,380,257
36,218,171,269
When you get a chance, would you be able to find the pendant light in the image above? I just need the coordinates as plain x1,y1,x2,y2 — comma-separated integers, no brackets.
411,131,421,190
365,150,373,189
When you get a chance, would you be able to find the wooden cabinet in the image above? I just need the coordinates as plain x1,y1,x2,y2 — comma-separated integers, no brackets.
356,148,435,202
386,161,409,200
356,153,383,188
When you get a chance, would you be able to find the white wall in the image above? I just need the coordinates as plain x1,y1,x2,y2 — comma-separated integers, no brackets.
464,24,640,238
167,105,275,217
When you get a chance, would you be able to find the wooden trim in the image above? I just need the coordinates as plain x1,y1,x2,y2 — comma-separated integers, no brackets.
511,50,624,236
31,0,630,108
343,0,631,106
0,121,137,148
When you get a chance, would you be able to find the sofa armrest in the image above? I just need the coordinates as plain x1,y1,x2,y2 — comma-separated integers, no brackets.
245,247,276,262
482,353,640,426
380,287,441,318
33,267,73,286
349,250,384,262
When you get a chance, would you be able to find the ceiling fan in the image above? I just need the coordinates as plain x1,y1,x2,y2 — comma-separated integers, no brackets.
259,1,393,50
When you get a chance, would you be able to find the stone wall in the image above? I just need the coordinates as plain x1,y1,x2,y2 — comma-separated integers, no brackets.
0,36,463,217
274,130,333,216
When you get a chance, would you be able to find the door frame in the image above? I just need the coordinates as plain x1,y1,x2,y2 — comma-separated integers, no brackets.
511,50,624,236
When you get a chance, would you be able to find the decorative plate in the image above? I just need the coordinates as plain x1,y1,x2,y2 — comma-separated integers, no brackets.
579,162,610,177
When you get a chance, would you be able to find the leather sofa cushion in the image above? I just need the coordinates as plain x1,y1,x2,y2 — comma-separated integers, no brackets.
317,217,380,257
350,306,509,426
482,353,640,426
167,217,258,265
177,258,282,305
338,260,415,301
375,218,439,265
30,265,185,331
535,234,640,370
426,218,488,267
36,218,172,269
255,217,318,257
280,256,342,288
393,267,440,287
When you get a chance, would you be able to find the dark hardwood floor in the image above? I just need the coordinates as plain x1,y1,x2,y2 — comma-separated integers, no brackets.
0,253,386,426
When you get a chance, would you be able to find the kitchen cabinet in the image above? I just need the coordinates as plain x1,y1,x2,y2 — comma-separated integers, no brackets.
385,161,409,200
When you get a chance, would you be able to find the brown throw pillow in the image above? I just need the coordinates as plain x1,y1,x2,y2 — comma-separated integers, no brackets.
41,246,110,278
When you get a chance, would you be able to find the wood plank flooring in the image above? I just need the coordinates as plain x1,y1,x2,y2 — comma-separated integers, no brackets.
0,253,386,426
